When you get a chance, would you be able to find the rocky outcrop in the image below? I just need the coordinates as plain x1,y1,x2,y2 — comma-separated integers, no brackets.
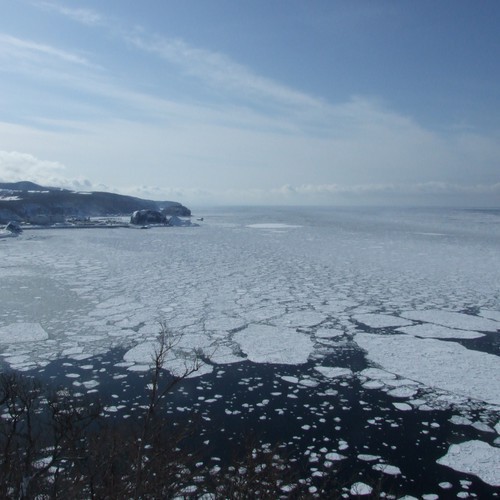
130,210,166,225
5,221,22,234
0,182,191,224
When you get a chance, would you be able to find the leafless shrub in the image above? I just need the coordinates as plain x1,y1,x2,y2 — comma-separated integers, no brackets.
0,322,354,499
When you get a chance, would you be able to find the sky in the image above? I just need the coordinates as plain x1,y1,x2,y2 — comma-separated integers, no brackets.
1,0,499,207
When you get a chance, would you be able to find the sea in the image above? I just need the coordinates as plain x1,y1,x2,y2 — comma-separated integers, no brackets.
1,206,499,497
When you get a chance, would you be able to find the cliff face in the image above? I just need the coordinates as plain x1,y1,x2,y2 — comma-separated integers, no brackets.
0,182,191,224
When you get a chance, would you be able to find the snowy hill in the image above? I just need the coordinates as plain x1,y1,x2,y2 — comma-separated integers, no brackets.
0,182,191,224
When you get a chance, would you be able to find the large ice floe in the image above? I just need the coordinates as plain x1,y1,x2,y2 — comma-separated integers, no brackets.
233,324,313,364
396,323,484,339
1,207,500,496
355,332,500,405
400,309,500,332
352,313,413,329
437,440,500,486
0,322,48,343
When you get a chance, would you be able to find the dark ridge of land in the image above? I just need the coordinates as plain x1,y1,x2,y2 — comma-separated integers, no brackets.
0,182,191,224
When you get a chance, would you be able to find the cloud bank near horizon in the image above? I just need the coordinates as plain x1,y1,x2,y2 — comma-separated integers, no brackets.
1,149,498,207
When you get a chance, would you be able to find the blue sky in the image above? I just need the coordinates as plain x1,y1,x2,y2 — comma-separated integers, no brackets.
1,1,499,206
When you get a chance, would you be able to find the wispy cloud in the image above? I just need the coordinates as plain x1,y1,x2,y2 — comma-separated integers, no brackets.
0,32,320,136
0,33,91,66
127,33,325,112
32,1,327,120
33,1,103,26
1,145,498,206
18,4,417,137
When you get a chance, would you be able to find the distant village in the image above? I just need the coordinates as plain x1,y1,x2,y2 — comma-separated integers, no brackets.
1,209,198,237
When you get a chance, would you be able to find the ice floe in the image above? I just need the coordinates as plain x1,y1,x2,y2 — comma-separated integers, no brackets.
449,415,473,426
359,368,397,381
471,421,495,433
123,341,213,378
0,322,48,343
479,309,500,322
355,333,500,405
233,324,313,365
357,453,381,462
298,378,319,388
437,440,500,486
438,481,453,489
387,386,418,398
324,452,346,461
271,310,325,328
393,402,412,411
396,323,484,339
401,309,500,332
349,482,373,495
352,313,413,329
315,328,344,339
372,463,401,475
209,344,244,365
314,366,353,379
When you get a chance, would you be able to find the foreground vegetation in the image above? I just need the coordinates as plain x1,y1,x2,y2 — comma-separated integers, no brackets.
1,326,344,499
